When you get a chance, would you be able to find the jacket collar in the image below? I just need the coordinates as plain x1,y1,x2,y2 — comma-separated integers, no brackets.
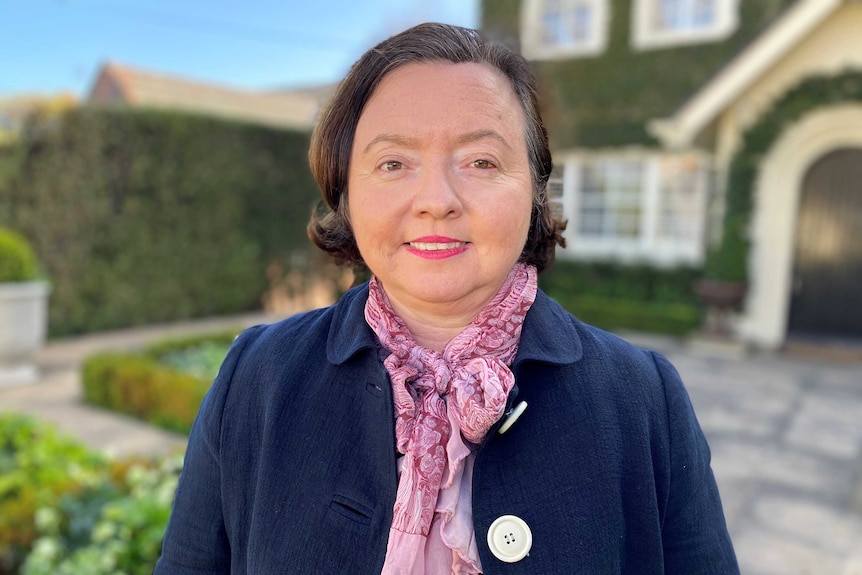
326,283,582,367
513,289,582,367
327,283,380,365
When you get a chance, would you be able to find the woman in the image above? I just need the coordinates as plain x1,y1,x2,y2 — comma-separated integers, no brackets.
155,23,738,574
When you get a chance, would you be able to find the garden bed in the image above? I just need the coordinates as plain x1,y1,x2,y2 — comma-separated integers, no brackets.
0,414,181,575
82,331,237,434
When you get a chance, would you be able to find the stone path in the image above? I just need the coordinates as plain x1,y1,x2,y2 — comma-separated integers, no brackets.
1,318,861,574
665,346,862,575
0,312,281,457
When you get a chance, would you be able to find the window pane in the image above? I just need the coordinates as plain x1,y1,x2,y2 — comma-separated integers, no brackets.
581,164,603,192
657,155,703,241
547,166,565,221
693,0,716,26
541,2,564,46
577,159,643,239
579,209,604,236
653,0,716,32
581,192,604,209
570,6,593,43
540,0,596,48
615,211,641,238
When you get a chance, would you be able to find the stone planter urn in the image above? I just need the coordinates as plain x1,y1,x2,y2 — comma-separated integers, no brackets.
693,279,747,338
0,280,51,386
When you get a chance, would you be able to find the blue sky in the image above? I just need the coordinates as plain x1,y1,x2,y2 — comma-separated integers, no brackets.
1,0,480,98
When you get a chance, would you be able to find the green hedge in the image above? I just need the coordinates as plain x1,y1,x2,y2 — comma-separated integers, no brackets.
0,107,320,336
540,260,701,335
0,145,21,224
546,293,700,335
0,414,180,575
82,332,236,434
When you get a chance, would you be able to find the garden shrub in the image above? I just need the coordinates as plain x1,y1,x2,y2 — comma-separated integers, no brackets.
546,293,700,335
0,415,113,574
0,227,39,283
20,455,182,575
0,414,181,575
143,331,236,379
0,107,321,336
82,331,237,434
83,355,207,434
540,260,702,335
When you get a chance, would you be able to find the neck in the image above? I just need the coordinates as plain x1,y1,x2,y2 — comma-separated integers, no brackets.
384,293,488,353
370,264,534,353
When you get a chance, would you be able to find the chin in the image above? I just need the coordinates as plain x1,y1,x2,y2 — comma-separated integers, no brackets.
411,283,469,303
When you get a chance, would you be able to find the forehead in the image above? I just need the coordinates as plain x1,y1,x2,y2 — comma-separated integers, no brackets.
354,61,526,146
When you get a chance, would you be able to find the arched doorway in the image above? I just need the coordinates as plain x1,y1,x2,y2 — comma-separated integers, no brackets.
788,148,862,338
738,105,862,348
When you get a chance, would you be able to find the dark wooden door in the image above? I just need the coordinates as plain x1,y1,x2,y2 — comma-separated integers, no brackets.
788,148,862,338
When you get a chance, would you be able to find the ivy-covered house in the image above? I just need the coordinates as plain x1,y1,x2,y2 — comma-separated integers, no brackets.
482,0,862,349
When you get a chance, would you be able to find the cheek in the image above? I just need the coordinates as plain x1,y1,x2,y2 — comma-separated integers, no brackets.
512,194,535,236
512,198,535,253
348,196,389,251
483,196,532,254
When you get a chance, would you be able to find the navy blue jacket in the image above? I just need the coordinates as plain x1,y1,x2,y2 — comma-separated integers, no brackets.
155,285,738,574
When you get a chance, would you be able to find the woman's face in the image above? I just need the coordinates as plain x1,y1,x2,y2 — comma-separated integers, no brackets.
348,62,533,317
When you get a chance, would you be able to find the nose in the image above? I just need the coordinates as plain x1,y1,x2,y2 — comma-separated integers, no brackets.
412,162,462,219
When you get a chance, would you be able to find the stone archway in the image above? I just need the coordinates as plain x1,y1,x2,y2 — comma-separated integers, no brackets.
788,148,862,337
737,105,862,348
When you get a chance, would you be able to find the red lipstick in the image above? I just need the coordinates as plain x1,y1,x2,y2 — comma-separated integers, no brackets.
405,236,468,259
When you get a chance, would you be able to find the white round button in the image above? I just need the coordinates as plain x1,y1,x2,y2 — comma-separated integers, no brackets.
497,401,527,435
487,514,532,563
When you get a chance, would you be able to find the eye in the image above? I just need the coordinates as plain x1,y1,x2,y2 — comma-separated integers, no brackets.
381,160,403,172
471,159,495,169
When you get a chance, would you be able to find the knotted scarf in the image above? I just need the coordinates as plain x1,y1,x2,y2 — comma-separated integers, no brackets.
364,263,538,574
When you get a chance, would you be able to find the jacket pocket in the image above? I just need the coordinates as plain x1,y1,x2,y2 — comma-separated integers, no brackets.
329,493,374,527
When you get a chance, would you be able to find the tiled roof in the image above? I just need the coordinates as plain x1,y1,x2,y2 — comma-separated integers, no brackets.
88,62,329,130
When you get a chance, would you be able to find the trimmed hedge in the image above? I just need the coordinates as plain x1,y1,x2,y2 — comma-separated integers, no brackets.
82,332,237,434
0,107,321,336
0,227,39,282
540,260,702,335
546,293,700,335
0,145,21,225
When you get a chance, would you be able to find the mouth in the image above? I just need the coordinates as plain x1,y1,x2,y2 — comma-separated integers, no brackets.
404,236,469,259
407,241,466,251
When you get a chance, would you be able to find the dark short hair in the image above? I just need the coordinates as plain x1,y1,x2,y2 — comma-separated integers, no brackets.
307,22,566,272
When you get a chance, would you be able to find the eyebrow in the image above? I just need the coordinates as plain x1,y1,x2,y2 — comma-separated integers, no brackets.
456,129,512,150
361,129,512,154
362,134,419,154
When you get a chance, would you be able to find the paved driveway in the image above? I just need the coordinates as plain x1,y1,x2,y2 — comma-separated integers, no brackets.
662,346,862,575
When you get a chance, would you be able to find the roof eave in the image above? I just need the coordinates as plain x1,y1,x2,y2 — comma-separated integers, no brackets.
648,0,843,149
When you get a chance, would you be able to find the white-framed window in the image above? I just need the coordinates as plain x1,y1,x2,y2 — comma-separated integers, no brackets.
521,0,610,60
631,0,739,51
546,166,566,222
579,159,644,238
555,151,710,265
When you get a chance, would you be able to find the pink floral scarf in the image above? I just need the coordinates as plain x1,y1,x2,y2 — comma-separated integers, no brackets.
364,263,538,574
